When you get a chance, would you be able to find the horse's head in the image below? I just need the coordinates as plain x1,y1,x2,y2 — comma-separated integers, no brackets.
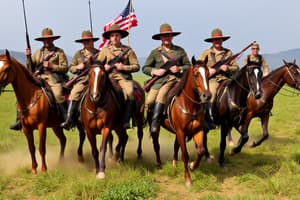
282,59,300,90
88,62,107,103
191,56,211,103
245,63,263,99
0,50,15,94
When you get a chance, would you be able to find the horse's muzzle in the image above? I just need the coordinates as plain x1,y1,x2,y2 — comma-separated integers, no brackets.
199,91,212,103
254,91,262,99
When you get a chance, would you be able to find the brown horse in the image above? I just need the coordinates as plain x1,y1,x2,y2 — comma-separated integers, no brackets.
0,50,85,174
81,63,145,179
149,57,211,186
204,63,263,167
227,60,300,148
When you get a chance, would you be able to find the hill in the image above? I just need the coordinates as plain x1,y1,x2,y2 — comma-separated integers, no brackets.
2,49,300,71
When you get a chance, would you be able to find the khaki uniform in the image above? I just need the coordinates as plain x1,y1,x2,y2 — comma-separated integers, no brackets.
96,44,140,100
69,48,99,101
30,46,68,103
143,45,190,108
243,54,269,75
199,47,239,101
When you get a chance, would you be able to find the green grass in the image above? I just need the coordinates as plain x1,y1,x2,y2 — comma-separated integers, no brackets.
0,79,300,199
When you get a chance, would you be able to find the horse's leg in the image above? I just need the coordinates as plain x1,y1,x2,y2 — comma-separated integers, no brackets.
203,130,211,161
251,114,270,147
172,137,179,167
136,118,144,159
176,130,191,187
37,126,47,172
51,126,66,162
98,127,110,179
227,131,235,147
23,128,38,174
86,129,100,178
151,130,162,169
190,130,205,171
108,133,114,160
219,125,228,167
76,122,86,162
114,128,128,163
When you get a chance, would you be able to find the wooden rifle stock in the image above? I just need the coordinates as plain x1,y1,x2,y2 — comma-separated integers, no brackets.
64,67,89,89
212,41,256,74
143,55,184,92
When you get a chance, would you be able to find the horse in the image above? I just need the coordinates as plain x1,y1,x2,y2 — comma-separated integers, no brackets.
80,63,145,179
204,63,263,167
227,60,300,148
148,57,211,186
0,50,86,174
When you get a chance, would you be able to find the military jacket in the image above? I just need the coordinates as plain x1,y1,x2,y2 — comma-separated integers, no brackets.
97,44,140,80
199,46,239,81
142,45,190,90
243,54,270,75
30,46,68,74
69,48,99,74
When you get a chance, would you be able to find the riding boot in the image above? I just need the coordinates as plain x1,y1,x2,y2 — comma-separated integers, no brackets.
205,102,216,129
10,109,22,131
122,100,134,129
60,101,79,130
150,103,165,133
57,102,68,122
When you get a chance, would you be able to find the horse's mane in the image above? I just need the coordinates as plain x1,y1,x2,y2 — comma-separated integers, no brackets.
10,56,41,87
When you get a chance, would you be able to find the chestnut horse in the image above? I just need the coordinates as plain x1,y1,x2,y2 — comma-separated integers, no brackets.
149,57,211,186
204,63,263,167
227,60,300,148
81,63,145,179
0,50,85,174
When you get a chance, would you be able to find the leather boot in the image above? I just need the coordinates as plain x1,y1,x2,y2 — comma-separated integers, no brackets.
10,109,22,131
150,103,164,133
122,100,134,129
61,101,78,130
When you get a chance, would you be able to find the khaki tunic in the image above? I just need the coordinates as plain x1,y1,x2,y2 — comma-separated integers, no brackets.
69,48,99,101
96,44,140,100
243,54,270,76
199,47,239,101
142,45,190,107
29,46,68,103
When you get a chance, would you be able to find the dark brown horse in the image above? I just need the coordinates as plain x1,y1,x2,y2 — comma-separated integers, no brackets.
227,60,300,148
0,50,85,174
149,57,211,186
204,63,263,167
81,63,145,179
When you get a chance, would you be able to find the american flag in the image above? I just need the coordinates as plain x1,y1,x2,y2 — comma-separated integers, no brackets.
98,0,138,49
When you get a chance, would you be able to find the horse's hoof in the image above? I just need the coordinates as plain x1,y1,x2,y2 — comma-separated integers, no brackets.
157,163,162,170
189,162,195,170
205,157,212,164
137,155,143,160
96,172,105,179
229,149,235,155
172,160,177,167
185,180,192,187
78,156,84,163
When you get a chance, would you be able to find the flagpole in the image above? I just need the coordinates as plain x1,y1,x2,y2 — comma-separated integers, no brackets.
127,0,132,46
88,0,93,34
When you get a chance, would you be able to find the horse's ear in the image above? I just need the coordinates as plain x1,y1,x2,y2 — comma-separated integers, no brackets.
5,49,11,60
283,59,288,66
191,56,196,65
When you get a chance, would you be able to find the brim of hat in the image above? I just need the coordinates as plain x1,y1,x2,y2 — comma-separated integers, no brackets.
35,35,61,41
152,32,181,40
204,36,230,42
102,30,129,39
75,38,99,43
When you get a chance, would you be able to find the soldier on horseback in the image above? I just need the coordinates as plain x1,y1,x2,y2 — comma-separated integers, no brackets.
96,24,140,129
10,27,68,130
61,30,99,130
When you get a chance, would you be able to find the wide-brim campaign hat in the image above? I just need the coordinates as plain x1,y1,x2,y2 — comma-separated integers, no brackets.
102,24,129,39
152,23,181,40
204,28,230,42
75,30,99,43
35,27,61,41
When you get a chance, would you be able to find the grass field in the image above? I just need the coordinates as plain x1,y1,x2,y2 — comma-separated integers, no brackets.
0,74,300,200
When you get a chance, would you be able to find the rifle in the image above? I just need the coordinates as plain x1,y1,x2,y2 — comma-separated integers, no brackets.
212,41,256,75
22,0,34,73
64,52,100,89
33,51,56,76
143,55,184,92
107,47,131,72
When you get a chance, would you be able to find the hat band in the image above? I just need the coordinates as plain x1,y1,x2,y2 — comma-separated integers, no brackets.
82,36,93,39
212,33,223,37
160,29,173,33
42,34,54,37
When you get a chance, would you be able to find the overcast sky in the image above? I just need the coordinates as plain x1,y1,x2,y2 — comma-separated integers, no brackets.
1,0,300,60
